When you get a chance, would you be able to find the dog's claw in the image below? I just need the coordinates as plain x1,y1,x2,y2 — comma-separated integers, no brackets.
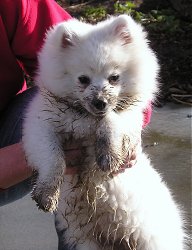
31,186,59,212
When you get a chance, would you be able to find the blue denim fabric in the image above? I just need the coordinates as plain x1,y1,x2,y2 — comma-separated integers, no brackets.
0,87,38,206
0,86,73,249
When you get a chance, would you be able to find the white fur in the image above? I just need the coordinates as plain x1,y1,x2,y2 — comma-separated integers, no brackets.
22,15,186,249
56,154,185,250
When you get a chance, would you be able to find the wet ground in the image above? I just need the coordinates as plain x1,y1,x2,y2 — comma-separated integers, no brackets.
143,103,191,235
0,103,191,250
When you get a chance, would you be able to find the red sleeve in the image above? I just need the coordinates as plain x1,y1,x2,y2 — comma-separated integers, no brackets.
12,0,72,77
142,102,152,128
0,0,72,112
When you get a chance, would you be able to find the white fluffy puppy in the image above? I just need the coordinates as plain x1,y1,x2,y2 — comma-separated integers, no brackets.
22,15,185,249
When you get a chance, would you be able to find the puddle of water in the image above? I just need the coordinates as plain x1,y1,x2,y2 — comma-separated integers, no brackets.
143,130,191,233
144,131,191,149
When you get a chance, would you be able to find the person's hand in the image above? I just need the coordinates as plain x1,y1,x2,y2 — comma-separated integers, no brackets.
63,140,91,174
112,137,141,175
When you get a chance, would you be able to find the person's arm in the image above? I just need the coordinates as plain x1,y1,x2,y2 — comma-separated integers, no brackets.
0,143,31,189
0,142,80,189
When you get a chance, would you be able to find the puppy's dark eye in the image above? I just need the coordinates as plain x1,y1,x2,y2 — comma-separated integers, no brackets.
78,75,91,86
108,74,120,85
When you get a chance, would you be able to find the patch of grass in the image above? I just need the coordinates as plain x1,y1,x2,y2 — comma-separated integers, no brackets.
113,1,182,33
82,5,107,22
77,1,182,34
114,0,136,15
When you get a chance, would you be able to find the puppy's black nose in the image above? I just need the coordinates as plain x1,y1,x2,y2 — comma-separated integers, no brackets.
91,98,107,111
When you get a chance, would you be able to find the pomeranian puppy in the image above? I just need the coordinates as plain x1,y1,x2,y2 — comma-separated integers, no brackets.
22,15,185,249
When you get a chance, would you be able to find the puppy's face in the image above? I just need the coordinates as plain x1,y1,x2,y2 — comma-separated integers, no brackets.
38,15,159,115
74,74,120,116
68,50,124,116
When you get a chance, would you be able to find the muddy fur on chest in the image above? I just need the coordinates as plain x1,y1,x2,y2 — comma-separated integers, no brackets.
27,85,141,213
55,153,185,250
55,170,139,249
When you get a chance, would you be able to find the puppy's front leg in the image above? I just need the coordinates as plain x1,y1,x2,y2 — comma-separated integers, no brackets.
23,122,65,212
95,112,125,172
96,110,143,172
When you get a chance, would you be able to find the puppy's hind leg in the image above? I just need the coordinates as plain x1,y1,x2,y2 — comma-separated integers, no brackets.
32,158,65,213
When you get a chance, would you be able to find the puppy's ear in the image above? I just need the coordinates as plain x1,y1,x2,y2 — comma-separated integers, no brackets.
55,23,78,48
62,33,73,48
62,31,78,48
111,15,132,45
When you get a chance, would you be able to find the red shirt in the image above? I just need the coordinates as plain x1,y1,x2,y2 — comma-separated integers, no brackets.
0,0,72,112
0,0,151,126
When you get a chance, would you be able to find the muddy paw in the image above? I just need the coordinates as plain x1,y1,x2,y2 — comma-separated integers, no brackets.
96,153,121,172
96,154,112,171
31,186,60,212
96,137,119,172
